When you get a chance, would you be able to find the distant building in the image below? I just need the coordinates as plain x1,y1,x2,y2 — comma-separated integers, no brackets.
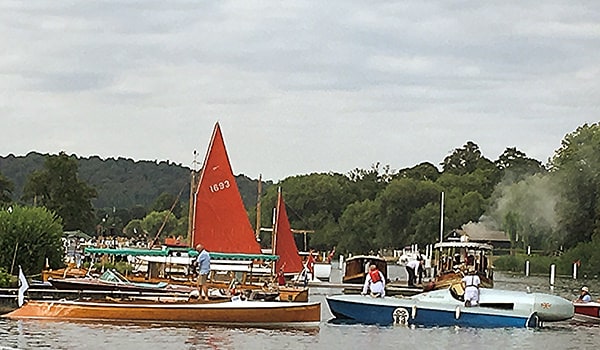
445,223,511,251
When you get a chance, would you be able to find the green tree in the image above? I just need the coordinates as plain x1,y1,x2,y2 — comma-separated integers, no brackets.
377,178,441,248
150,192,183,218
442,141,486,175
0,205,64,274
338,199,380,253
142,210,178,242
395,162,440,182
22,152,97,232
123,219,145,238
495,147,546,182
260,173,358,251
549,123,600,247
0,172,13,205
347,163,393,200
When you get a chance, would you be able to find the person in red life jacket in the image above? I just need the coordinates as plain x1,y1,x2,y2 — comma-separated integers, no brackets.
306,249,316,280
277,263,287,286
361,264,386,297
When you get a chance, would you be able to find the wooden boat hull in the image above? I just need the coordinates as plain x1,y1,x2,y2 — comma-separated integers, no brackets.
42,267,88,282
279,287,309,302
430,271,493,291
326,288,573,328
573,302,600,323
48,278,194,294
2,299,321,326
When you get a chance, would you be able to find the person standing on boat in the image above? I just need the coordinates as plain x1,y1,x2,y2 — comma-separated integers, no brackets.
461,267,480,307
361,264,385,297
277,263,287,286
575,286,592,303
196,243,211,301
406,258,423,287
306,249,316,280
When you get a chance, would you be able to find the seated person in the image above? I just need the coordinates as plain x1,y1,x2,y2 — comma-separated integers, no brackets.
575,286,592,303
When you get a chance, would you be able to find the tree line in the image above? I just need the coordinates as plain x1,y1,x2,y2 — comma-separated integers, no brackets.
1,122,599,276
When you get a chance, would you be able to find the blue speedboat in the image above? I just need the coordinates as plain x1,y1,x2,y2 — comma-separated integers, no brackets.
326,287,573,328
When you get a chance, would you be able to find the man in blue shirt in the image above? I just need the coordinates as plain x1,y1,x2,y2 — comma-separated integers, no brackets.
196,243,211,301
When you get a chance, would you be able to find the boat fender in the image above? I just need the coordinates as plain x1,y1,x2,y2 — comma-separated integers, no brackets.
393,308,410,326
455,306,461,319
411,305,417,319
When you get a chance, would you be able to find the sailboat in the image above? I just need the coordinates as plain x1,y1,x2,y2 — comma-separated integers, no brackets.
271,188,310,301
189,123,309,301
190,122,262,254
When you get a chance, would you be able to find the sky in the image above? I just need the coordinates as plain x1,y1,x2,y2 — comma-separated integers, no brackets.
1,1,598,181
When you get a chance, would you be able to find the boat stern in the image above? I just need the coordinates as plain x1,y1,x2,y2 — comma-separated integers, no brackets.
532,293,574,322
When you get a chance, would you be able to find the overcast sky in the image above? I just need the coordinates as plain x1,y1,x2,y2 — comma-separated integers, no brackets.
1,1,598,181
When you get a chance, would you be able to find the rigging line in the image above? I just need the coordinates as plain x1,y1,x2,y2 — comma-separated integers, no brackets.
150,184,186,248
284,202,314,232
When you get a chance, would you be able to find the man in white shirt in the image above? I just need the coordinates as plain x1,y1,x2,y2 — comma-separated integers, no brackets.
461,268,481,307
406,259,422,287
361,264,386,297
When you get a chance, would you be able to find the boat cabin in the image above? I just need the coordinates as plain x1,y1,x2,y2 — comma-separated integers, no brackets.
432,241,494,290
342,255,387,284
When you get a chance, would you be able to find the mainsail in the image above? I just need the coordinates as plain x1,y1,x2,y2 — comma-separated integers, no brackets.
191,123,262,254
273,188,304,274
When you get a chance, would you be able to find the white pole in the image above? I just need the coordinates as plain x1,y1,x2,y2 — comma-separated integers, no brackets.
439,192,444,248
339,255,344,270
527,246,531,255
525,260,530,277
573,262,578,279
550,264,556,290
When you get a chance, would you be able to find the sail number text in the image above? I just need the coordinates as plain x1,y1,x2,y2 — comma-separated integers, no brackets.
209,180,231,193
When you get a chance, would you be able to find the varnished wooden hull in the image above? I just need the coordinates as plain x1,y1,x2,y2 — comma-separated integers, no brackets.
279,287,309,302
432,271,493,290
42,268,88,282
2,299,321,326
126,276,309,302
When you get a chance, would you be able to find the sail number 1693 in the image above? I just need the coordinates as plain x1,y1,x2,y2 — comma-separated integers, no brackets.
209,180,231,193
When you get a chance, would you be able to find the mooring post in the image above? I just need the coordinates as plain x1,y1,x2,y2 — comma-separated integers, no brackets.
550,264,556,291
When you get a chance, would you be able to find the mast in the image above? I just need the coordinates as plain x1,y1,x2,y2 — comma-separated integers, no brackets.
439,191,445,251
271,188,280,277
255,174,262,242
187,150,198,246
272,187,281,255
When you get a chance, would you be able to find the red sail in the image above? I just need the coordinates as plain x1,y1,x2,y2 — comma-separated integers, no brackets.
274,189,304,273
191,123,261,254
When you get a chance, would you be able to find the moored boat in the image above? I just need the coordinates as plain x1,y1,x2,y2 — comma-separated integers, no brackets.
573,301,600,323
326,287,573,328
342,255,387,284
429,241,494,291
48,269,195,294
2,298,321,326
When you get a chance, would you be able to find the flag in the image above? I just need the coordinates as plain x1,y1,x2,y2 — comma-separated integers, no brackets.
18,266,29,307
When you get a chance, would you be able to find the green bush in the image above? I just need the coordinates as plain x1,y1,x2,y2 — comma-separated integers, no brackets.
0,267,16,288
493,254,561,275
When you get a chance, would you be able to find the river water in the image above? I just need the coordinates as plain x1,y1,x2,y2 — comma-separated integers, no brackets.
1,264,598,350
